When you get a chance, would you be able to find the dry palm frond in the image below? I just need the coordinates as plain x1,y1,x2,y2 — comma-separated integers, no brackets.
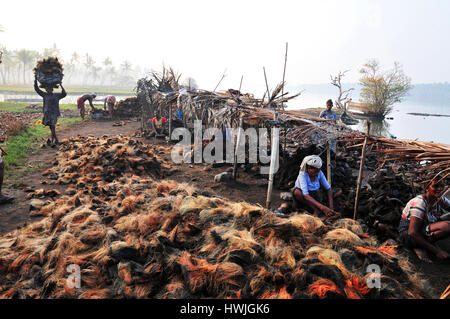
440,285,450,299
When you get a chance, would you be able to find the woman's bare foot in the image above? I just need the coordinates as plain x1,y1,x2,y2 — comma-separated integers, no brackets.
413,248,432,263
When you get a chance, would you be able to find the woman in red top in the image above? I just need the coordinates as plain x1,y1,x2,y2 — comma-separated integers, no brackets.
151,112,167,135
104,95,116,119
77,93,97,119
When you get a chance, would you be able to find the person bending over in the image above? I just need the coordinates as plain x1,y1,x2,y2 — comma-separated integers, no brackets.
77,93,97,119
104,95,116,119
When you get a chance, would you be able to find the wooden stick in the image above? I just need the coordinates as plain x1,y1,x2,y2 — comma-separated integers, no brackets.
281,42,288,111
266,112,279,208
233,115,244,180
353,120,371,220
213,69,227,92
281,43,288,162
239,75,243,92
263,67,270,103
327,141,331,186
168,100,173,138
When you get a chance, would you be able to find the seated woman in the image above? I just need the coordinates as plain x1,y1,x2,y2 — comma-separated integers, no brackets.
398,176,450,263
292,155,341,217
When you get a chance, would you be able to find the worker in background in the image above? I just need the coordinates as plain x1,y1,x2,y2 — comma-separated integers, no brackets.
151,112,167,137
0,145,14,205
103,95,116,119
398,176,450,263
34,75,66,147
77,93,97,120
319,99,337,121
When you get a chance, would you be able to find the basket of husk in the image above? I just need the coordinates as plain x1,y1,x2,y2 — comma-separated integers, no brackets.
33,56,64,89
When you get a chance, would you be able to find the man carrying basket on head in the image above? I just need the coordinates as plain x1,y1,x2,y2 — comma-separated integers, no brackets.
34,74,66,147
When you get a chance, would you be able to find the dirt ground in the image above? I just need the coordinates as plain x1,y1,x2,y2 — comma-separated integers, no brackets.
0,118,448,298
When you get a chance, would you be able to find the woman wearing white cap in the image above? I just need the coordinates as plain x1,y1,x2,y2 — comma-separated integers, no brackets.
293,155,341,217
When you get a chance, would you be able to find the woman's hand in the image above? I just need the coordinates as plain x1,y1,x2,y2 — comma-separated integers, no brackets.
321,206,334,217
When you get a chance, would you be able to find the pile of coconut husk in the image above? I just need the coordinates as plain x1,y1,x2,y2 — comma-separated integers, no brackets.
33,57,64,89
0,136,433,299
114,97,140,118
0,182,431,299
39,135,168,188
0,112,41,142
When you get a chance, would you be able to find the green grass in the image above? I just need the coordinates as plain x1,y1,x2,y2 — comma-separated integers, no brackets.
0,101,78,113
0,85,135,95
3,117,82,183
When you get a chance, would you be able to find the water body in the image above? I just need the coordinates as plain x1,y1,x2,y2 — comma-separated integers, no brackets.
0,92,133,106
285,88,450,145
1,87,449,144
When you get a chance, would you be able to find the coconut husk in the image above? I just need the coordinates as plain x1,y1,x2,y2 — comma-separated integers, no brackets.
33,57,64,89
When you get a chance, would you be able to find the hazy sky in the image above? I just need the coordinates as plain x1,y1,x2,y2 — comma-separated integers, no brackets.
1,0,449,93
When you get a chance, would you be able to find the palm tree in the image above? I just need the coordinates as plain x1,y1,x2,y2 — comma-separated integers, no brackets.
83,53,95,85
92,66,101,86
0,26,3,65
101,57,112,86
120,60,132,76
1,49,18,84
106,65,117,86
16,49,34,84
41,43,60,59
66,51,80,84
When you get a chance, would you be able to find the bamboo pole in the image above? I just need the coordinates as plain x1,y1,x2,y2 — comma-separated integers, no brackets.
263,67,270,102
233,115,244,180
266,112,279,208
168,100,173,138
213,69,227,92
281,43,288,162
353,120,371,220
327,141,331,186
281,42,288,111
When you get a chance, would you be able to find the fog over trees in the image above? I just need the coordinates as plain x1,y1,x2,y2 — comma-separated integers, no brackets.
0,44,148,88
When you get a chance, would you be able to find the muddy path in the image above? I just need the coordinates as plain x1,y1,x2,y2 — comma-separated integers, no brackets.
0,119,141,235
0,118,283,235
0,118,448,298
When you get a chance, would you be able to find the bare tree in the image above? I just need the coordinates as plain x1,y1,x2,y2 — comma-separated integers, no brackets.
330,70,354,109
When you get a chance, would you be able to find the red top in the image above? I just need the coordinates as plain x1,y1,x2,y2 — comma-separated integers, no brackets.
152,117,167,128
106,96,116,104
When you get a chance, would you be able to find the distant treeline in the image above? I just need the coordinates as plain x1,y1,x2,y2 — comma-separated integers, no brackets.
289,83,450,106
0,44,148,88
